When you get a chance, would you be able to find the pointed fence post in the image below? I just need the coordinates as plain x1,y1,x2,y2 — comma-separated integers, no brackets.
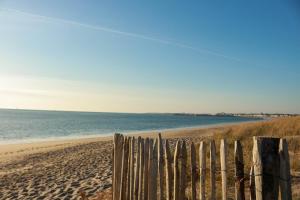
112,141,115,198
190,142,197,200
179,141,187,200
220,139,227,200
199,141,206,200
173,141,181,200
120,137,130,200
249,166,256,200
138,138,145,200
210,140,216,200
253,137,262,200
129,137,135,200
143,138,150,200
149,139,158,200
113,134,124,200
134,137,141,200
165,139,172,200
126,137,132,200
279,138,292,200
253,137,280,200
158,133,164,200
234,140,245,200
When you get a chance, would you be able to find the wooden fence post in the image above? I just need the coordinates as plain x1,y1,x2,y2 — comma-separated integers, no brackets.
279,138,292,200
220,139,227,200
113,134,124,200
134,137,141,200
129,137,135,200
249,166,256,200
253,137,280,200
234,140,245,200
173,141,181,200
138,138,145,200
199,141,206,200
179,141,187,200
165,139,172,200
253,137,262,200
149,139,158,200
126,137,132,200
158,133,164,200
190,142,197,200
210,140,216,200
112,139,114,199
143,138,150,200
120,137,129,200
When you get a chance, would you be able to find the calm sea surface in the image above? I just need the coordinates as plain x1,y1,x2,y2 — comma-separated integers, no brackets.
0,109,261,143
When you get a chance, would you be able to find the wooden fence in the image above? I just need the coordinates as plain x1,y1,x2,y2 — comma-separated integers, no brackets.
112,134,292,200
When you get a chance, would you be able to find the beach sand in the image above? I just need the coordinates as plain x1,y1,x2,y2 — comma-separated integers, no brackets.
0,119,299,199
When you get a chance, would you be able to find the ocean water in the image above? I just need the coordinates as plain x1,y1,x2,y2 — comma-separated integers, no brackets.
0,109,261,143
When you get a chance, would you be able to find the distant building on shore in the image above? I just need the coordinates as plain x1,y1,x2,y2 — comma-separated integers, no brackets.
216,112,299,118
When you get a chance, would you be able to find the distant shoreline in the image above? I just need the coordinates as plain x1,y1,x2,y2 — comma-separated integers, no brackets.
0,107,298,117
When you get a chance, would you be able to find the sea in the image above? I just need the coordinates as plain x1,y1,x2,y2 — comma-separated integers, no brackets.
0,109,262,144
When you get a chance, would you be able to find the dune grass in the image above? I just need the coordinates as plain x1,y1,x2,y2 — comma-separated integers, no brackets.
210,116,300,199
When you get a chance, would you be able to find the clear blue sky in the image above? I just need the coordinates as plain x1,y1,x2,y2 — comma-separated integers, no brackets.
0,0,299,113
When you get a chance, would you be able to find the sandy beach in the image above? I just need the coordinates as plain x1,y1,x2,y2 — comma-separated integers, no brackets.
0,121,242,200
0,137,113,200
0,118,299,199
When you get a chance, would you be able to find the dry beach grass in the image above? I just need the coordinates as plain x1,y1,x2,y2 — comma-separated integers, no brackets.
0,117,299,199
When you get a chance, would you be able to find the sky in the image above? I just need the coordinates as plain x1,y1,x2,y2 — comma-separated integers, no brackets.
0,0,300,113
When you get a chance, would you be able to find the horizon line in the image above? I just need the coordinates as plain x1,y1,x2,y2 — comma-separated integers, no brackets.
0,107,298,115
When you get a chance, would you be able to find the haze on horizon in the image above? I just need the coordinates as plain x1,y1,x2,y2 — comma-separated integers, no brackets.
0,0,300,114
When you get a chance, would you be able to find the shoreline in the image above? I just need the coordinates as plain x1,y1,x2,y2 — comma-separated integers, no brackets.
0,119,263,164
0,117,263,145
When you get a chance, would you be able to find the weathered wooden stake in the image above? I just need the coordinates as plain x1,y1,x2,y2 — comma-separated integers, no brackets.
138,138,145,200
253,137,263,200
165,139,172,200
253,137,280,200
179,141,187,200
143,138,150,200
112,141,114,199
220,139,227,200
210,140,216,200
190,142,197,200
147,139,153,199
134,137,141,200
234,140,245,200
129,137,135,200
199,141,206,200
148,139,158,200
173,141,181,200
120,137,129,200
279,138,292,200
158,133,164,200
113,134,124,200
126,137,132,200
249,166,256,200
